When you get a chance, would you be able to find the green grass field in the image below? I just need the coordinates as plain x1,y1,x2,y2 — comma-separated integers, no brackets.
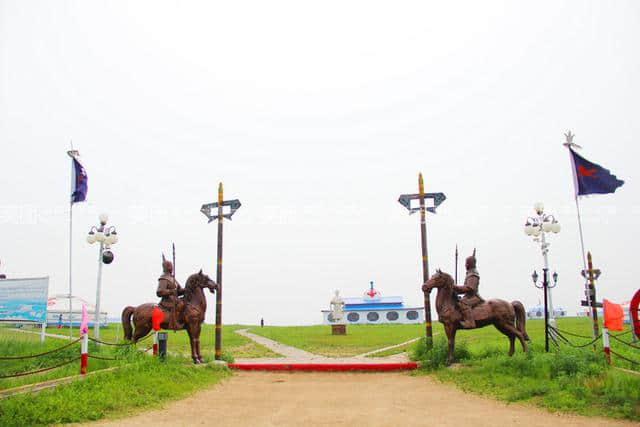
45,323,280,359
0,323,276,391
0,352,229,426
0,327,132,391
248,323,439,356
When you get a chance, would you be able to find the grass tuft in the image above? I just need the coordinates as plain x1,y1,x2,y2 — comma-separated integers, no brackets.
411,337,470,370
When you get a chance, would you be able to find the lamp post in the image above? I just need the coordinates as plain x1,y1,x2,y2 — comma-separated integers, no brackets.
524,202,560,350
531,268,558,352
86,214,118,342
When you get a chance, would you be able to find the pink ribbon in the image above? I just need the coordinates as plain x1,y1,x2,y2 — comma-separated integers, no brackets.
80,304,89,335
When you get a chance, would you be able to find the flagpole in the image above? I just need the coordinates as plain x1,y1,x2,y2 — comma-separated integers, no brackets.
564,131,594,340
67,148,78,339
574,196,588,272
69,200,73,338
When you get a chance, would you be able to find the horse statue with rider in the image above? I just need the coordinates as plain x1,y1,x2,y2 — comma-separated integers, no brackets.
422,250,529,365
121,255,217,363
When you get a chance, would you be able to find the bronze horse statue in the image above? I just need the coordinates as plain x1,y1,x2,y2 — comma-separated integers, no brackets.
121,270,217,363
423,270,529,365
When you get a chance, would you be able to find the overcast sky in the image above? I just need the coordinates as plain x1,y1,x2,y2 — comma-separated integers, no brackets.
1,1,638,326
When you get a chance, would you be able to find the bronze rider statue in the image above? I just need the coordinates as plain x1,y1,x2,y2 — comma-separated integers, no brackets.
157,255,184,329
454,249,484,329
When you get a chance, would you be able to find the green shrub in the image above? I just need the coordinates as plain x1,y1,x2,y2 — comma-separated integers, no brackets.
549,349,603,379
411,337,470,370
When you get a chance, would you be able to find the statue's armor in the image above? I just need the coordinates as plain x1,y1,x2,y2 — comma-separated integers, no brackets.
458,268,483,308
455,252,484,328
156,273,184,310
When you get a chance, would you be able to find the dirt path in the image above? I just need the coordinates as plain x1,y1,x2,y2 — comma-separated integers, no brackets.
89,372,633,427
234,329,409,364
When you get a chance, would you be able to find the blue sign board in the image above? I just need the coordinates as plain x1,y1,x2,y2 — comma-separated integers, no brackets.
0,277,49,323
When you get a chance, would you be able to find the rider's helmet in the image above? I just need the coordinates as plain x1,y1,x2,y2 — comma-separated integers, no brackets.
162,254,173,275
465,248,477,270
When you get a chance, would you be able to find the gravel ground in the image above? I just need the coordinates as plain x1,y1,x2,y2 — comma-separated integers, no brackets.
88,371,634,427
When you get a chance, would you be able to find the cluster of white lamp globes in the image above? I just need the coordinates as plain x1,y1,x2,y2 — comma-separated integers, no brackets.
524,202,561,236
86,214,118,264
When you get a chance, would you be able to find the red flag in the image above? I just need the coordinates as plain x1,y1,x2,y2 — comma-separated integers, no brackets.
152,307,164,331
603,299,624,331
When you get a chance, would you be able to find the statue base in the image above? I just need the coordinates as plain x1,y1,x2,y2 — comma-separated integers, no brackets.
331,324,346,335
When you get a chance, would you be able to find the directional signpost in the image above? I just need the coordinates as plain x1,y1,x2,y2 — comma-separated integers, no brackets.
201,183,241,360
580,251,602,348
398,173,446,350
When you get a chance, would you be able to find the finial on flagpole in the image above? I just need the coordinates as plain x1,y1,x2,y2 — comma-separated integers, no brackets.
563,131,582,149
67,140,79,159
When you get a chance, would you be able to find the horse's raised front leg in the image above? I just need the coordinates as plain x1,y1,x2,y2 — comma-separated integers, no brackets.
445,324,457,366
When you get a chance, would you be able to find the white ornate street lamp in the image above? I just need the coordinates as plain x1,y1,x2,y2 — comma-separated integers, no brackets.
86,213,118,342
524,202,560,349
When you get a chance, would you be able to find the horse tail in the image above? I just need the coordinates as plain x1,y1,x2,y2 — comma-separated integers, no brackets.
512,301,529,341
122,306,135,341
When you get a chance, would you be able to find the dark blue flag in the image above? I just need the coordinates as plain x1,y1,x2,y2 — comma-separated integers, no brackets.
71,158,88,203
569,148,624,196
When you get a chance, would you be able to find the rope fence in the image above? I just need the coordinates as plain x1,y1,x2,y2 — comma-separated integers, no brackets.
0,331,157,380
609,333,640,350
88,333,151,346
0,356,81,379
610,349,640,366
549,326,602,348
87,354,119,361
549,325,640,368
0,337,82,360
551,327,594,340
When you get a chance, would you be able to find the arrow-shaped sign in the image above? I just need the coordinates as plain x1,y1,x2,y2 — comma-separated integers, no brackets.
398,192,446,214
200,199,242,222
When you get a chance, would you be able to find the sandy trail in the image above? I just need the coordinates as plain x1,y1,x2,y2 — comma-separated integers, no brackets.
233,328,410,364
89,371,633,427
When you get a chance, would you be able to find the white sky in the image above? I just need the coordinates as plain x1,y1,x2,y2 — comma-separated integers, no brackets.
1,1,638,326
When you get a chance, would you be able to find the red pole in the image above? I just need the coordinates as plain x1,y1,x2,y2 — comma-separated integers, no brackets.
80,333,88,375
153,332,158,356
602,327,611,365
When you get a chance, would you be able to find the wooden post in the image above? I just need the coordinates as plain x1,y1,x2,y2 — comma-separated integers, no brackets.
586,252,599,348
215,183,224,360
418,173,433,350
200,186,241,361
